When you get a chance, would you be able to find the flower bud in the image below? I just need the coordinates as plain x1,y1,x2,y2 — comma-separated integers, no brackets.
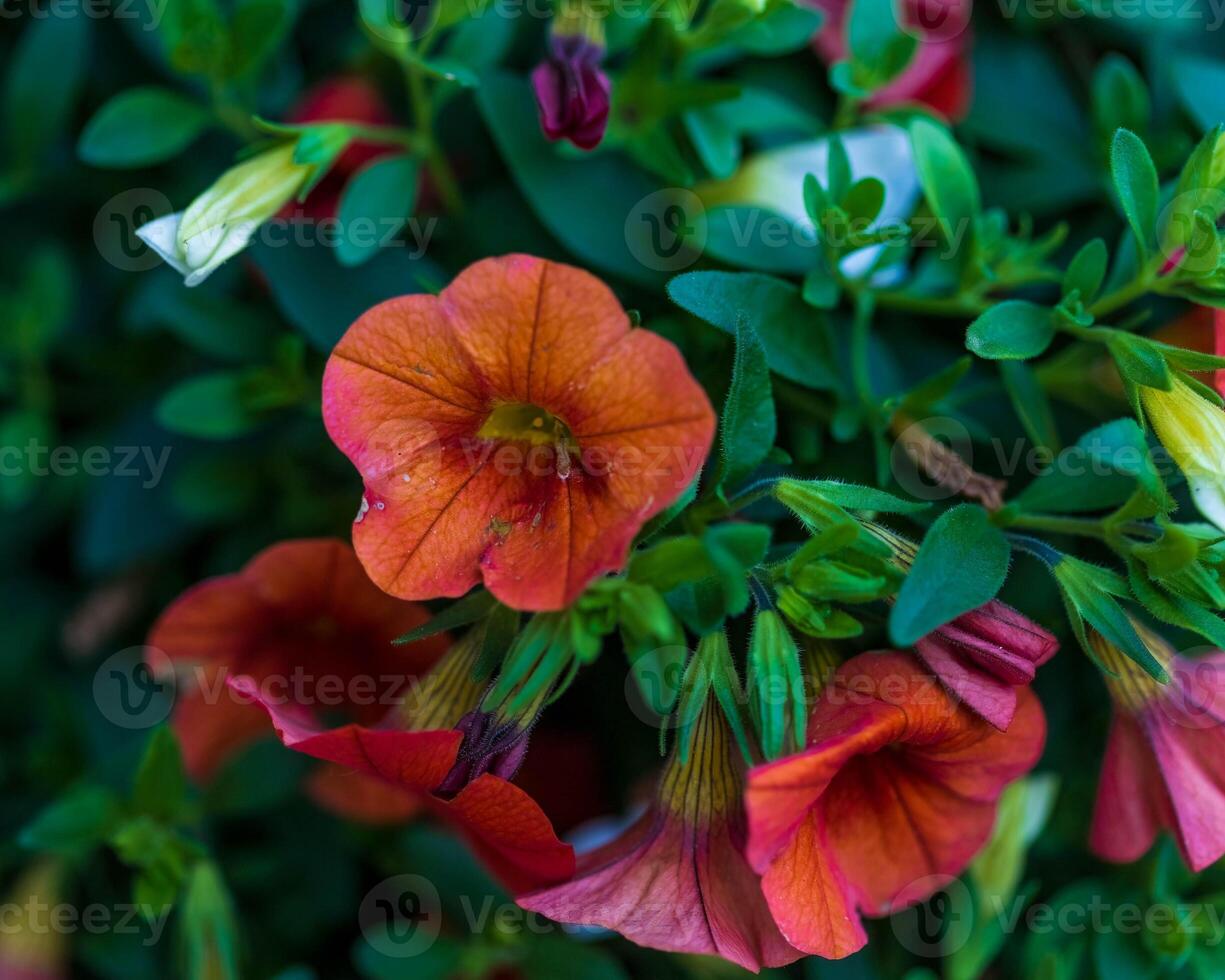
531,2,610,151
137,143,314,286
1141,378,1225,531
746,609,805,761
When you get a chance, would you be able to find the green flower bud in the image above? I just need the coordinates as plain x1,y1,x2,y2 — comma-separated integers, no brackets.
746,609,806,761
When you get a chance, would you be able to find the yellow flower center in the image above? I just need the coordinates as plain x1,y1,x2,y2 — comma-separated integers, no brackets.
477,403,579,451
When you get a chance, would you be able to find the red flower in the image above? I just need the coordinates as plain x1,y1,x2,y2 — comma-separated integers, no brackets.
322,254,715,611
810,0,973,119
147,538,446,783
746,650,1045,958
520,701,800,970
1089,622,1225,872
914,599,1058,730
233,626,575,892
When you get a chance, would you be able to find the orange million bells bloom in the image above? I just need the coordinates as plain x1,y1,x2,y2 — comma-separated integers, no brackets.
147,538,574,892
322,254,716,612
745,650,1046,959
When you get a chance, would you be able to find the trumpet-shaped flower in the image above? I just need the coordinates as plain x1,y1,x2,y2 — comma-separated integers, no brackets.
235,626,575,891
322,254,715,611
137,143,314,286
147,538,446,782
746,650,1045,958
520,700,800,971
1141,377,1225,531
1088,621,1225,872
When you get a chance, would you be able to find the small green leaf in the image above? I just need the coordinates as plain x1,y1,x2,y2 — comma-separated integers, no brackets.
889,504,1011,645
156,373,259,440
719,319,776,491
132,727,188,824
1110,128,1160,257
79,87,210,168
1062,238,1108,303
1000,360,1061,454
336,154,420,267
910,118,980,263
393,589,495,645
20,785,122,856
966,301,1056,360
1107,333,1171,390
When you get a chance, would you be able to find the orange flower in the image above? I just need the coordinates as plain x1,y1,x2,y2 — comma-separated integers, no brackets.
746,651,1045,959
322,254,716,611
148,538,447,783
149,539,573,890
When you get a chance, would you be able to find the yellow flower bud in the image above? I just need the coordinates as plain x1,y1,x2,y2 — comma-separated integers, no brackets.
1141,378,1225,530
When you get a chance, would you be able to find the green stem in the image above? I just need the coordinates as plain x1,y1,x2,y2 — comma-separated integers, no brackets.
1002,513,1108,539
403,59,463,215
851,290,875,409
871,290,991,318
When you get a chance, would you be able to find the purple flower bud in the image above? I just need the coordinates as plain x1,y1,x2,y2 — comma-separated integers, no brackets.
531,34,610,151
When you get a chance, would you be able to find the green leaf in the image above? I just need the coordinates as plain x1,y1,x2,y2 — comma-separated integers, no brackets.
846,0,918,89
1062,238,1108,303
478,71,663,287
966,301,1056,360
393,589,495,644
1000,360,1061,454
20,784,122,856
223,0,296,80
336,154,421,267
156,373,259,440
3,12,91,168
889,504,1011,645
78,87,210,168
1092,54,1150,149
792,479,928,514
132,727,188,824
1106,333,1171,390
719,319,776,491
1171,53,1225,134
667,271,841,391
909,118,980,263
1110,129,1160,257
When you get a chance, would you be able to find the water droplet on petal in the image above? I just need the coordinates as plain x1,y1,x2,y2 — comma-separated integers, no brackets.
354,495,370,524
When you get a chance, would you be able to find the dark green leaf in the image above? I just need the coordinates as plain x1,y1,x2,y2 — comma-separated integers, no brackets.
667,271,841,391
1110,129,1159,257
890,504,1010,645
719,320,776,491
393,589,495,645
966,301,1056,360
336,154,421,267
79,87,210,168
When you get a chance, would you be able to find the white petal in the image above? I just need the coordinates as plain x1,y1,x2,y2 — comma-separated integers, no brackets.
135,212,191,277
181,220,260,287
1188,471,1225,533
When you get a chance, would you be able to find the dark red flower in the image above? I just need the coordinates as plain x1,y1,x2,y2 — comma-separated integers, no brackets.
531,34,611,151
